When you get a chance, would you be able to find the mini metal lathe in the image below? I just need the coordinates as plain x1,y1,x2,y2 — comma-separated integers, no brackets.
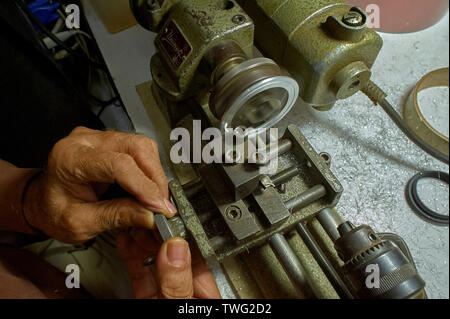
129,0,434,299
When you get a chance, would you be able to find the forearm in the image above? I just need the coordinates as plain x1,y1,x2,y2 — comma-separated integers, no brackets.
0,159,40,234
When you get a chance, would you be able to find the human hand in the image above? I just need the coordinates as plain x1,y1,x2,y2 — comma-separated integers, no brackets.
117,229,221,299
23,127,176,243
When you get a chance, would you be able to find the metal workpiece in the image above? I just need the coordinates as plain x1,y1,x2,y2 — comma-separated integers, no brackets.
259,175,275,190
269,233,317,298
285,185,327,213
238,0,383,109
295,223,353,299
154,214,175,242
167,215,188,239
317,208,344,243
154,198,188,241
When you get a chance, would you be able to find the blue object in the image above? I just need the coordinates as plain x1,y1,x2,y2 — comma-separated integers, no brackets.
28,0,61,26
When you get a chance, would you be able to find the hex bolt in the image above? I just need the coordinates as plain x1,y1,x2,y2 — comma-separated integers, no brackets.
342,11,364,27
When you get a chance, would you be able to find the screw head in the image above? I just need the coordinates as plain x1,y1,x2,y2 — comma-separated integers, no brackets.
232,14,246,25
226,206,242,220
342,11,364,27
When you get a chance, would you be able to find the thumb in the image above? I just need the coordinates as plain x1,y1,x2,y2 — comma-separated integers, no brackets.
156,238,194,299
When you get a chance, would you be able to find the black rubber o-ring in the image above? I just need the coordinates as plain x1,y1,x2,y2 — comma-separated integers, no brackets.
406,171,449,226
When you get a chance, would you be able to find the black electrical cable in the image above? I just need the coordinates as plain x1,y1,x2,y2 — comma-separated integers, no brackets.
50,0,123,118
55,0,122,102
89,94,119,107
16,0,126,121
81,12,127,120
362,80,449,165
95,96,121,118
96,104,109,118
406,171,449,226
378,98,449,165
14,0,107,71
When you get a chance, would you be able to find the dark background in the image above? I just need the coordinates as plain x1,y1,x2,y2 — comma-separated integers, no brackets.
0,1,104,169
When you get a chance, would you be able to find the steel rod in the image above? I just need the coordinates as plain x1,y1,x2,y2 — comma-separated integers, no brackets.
295,223,353,299
317,208,344,243
285,185,327,212
271,166,299,186
269,233,316,298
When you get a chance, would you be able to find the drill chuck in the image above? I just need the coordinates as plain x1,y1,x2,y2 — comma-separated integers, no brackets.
335,222,426,299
